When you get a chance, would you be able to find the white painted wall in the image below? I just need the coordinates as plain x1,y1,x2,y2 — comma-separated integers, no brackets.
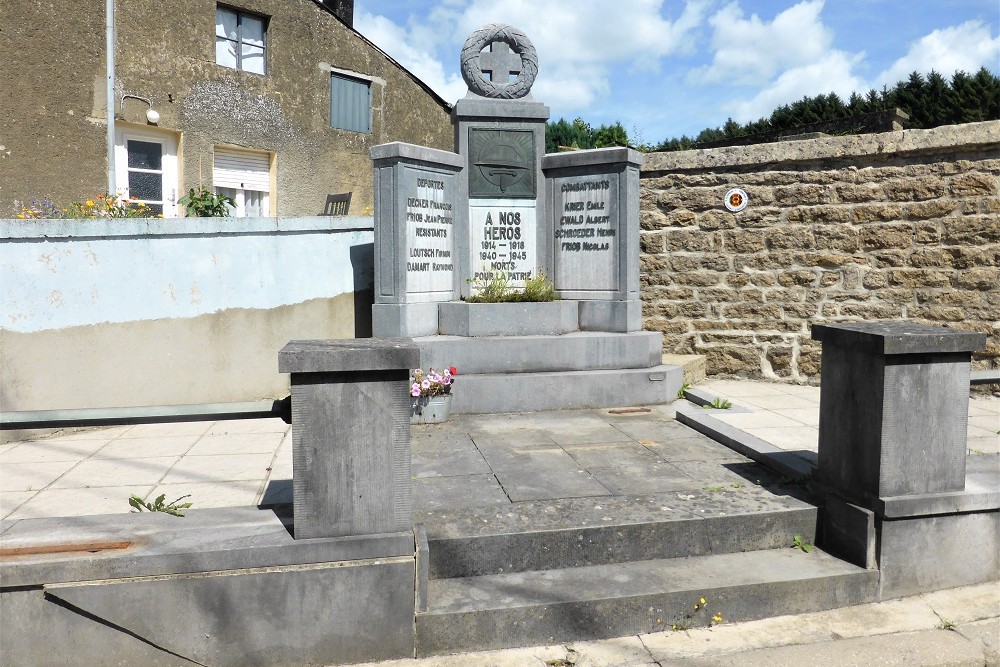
0,217,375,414
1,217,373,333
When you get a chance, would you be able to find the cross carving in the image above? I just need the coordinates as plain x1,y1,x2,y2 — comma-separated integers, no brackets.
479,41,522,83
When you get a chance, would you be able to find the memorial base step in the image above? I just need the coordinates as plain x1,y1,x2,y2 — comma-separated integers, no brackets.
416,548,877,656
414,331,663,375
448,365,683,413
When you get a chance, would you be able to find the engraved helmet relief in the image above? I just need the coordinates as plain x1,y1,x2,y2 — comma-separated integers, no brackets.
460,24,538,99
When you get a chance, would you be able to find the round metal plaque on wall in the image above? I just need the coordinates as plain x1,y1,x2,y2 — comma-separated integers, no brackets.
724,188,749,212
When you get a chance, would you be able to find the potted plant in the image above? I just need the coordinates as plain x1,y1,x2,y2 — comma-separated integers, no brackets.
410,366,457,424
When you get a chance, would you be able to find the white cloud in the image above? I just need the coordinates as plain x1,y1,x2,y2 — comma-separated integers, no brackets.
874,20,1000,87
691,0,834,86
355,10,468,103
356,1,711,110
725,50,866,122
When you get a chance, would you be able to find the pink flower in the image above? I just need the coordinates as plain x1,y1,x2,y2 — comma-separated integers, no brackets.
411,383,421,397
421,379,431,389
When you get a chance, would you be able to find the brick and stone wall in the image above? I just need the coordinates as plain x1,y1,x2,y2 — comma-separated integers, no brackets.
639,120,1000,382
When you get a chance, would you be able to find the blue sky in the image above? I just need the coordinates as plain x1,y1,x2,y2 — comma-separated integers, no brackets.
355,0,999,144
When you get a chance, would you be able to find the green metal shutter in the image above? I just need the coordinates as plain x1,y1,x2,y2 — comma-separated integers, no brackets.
330,73,371,133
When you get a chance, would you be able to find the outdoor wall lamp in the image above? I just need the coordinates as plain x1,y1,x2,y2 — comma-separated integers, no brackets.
120,94,159,125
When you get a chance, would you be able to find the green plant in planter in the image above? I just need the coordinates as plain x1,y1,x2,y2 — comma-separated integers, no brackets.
465,271,559,303
177,187,235,217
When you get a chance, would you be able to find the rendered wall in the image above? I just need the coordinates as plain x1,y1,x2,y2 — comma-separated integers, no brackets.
639,121,1000,381
0,216,374,417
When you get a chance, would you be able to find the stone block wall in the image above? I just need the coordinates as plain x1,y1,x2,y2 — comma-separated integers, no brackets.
639,121,1000,381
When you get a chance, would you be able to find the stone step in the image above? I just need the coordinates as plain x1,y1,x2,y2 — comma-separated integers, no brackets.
415,548,879,657
414,331,663,375
422,493,818,580
448,365,683,413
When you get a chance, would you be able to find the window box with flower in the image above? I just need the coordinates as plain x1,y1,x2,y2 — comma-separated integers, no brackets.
410,366,457,424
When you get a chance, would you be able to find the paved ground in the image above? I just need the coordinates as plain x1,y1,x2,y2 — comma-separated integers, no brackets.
2,379,996,520
2,379,998,666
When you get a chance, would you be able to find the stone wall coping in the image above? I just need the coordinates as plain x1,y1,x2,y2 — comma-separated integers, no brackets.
811,322,987,355
641,120,1000,173
0,506,414,587
369,142,465,167
542,146,644,170
451,96,550,121
279,338,420,373
0,215,374,240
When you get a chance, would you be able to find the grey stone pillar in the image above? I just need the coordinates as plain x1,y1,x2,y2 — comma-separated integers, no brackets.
542,147,644,332
812,322,997,597
452,97,550,298
279,339,420,540
371,142,465,337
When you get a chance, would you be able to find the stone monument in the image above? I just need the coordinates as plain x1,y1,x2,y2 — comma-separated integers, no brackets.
370,24,681,412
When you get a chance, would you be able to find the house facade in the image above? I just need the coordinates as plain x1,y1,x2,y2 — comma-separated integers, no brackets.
1,0,454,217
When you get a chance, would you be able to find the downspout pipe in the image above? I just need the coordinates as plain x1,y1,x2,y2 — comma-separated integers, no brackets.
106,0,116,194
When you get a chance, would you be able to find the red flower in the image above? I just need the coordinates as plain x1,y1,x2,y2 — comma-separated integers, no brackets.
449,366,458,376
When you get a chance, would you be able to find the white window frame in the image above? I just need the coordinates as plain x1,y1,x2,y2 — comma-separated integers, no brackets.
216,5,268,75
114,127,179,217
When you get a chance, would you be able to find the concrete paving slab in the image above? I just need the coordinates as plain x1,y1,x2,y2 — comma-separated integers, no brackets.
700,379,790,397
146,480,263,509
90,435,203,459
668,628,985,667
771,407,821,426
919,580,1000,624
587,463,701,495
640,437,746,462
185,432,285,456
494,465,611,502
494,464,610,502
0,460,86,492
412,445,493,478
467,428,558,448
6,484,155,520
0,491,37,519
563,442,667,469
703,410,805,429
729,394,820,411
738,425,819,452
476,444,584,472
543,422,637,446
157,453,274,485
120,421,214,437
49,456,179,489
413,474,510,510
957,618,1000,666
204,418,290,435
0,437,111,463
33,426,132,440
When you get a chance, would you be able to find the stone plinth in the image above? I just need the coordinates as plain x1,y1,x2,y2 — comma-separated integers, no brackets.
812,322,997,598
279,339,419,539
813,321,985,503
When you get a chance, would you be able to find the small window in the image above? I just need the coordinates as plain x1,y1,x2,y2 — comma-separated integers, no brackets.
213,147,272,217
216,6,266,74
330,73,371,133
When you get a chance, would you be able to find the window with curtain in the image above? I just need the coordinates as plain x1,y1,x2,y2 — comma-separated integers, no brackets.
216,6,267,74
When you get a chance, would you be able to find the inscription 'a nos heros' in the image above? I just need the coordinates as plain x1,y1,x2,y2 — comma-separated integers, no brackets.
483,211,522,241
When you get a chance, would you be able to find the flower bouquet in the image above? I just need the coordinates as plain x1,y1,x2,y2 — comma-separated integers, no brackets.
410,366,457,424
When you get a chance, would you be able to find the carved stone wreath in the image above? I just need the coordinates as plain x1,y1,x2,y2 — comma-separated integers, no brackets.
460,24,538,99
